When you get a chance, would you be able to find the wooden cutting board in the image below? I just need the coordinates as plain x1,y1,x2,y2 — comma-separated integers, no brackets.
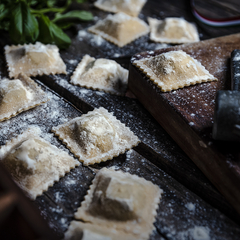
128,33,240,215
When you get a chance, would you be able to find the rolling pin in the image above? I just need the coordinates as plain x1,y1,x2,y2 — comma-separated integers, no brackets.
212,49,240,141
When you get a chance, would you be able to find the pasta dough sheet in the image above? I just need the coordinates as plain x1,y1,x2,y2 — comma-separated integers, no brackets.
88,12,149,47
0,127,79,200
74,168,163,240
133,50,217,92
148,17,199,44
94,0,147,17
5,42,67,78
52,107,140,165
70,55,128,96
64,221,140,240
0,74,49,122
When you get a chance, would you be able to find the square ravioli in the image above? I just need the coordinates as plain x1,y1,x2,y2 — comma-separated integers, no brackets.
70,55,128,96
88,12,149,47
0,127,79,200
148,17,199,44
0,74,49,122
52,107,140,165
94,0,147,17
5,41,67,78
74,168,163,240
64,221,140,240
133,50,217,92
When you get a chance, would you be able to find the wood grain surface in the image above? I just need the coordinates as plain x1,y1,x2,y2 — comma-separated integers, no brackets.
1,0,240,239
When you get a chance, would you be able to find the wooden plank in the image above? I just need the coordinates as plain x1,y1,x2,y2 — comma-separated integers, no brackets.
128,33,240,218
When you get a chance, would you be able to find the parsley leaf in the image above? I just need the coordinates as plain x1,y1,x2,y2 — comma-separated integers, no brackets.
53,10,93,23
0,0,92,49
38,14,71,49
9,1,39,44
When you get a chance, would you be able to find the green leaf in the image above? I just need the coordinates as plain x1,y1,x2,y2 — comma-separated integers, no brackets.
53,10,93,23
29,0,38,6
0,4,5,12
38,14,71,49
0,0,11,4
0,5,9,22
75,0,86,3
47,0,58,8
56,21,73,29
0,20,10,31
9,1,39,44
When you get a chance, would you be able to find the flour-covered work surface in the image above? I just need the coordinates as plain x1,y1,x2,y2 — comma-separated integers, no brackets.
35,2,240,227
1,0,240,239
1,78,239,239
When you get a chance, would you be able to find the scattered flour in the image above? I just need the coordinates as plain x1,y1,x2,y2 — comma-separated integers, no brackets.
177,226,211,240
78,29,105,46
65,179,77,186
55,192,62,202
90,35,104,46
80,88,90,95
68,59,78,65
109,165,121,171
191,226,210,240
113,53,121,58
125,149,133,161
78,29,88,39
95,91,105,96
155,43,169,50
60,217,69,230
233,52,240,61
185,202,196,211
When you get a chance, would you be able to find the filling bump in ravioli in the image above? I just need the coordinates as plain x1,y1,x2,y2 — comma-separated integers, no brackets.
74,168,163,240
148,17,199,44
5,41,67,78
0,127,79,200
88,12,149,47
52,107,140,165
0,79,33,116
0,74,49,122
94,0,147,17
64,221,142,240
70,55,128,96
133,50,217,92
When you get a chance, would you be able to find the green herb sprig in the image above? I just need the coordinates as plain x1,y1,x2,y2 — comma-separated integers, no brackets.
0,0,93,49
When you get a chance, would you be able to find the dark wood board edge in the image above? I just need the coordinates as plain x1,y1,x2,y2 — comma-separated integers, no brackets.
128,61,240,219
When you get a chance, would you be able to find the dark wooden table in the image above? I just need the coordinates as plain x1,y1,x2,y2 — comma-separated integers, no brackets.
1,0,240,239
